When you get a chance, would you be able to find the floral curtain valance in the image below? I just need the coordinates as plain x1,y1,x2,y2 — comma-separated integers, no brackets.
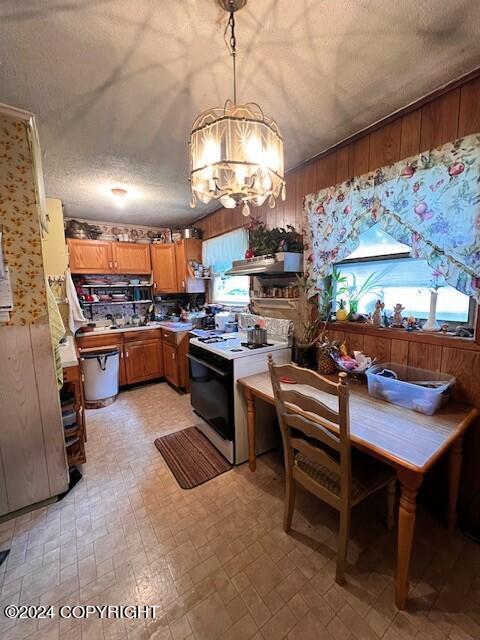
303,133,480,302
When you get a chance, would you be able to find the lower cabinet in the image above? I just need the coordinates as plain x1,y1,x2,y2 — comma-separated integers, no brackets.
163,341,180,387
124,339,164,384
76,328,189,390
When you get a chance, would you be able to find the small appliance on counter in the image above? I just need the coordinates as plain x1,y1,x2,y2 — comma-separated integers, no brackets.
215,311,235,332
224,321,238,333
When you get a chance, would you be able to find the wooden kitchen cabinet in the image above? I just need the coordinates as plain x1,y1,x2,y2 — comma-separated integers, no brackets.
68,239,112,273
124,339,163,384
68,238,152,275
150,244,178,293
162,341,180,387
150,240,205,294
162,329,190,390
175,238,206,293
76,327,189,390
111,242,151,274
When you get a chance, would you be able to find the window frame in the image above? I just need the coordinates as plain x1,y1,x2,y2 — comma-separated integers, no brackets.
335,252,476,328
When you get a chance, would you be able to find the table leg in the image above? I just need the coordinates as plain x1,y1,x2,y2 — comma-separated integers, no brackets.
447,436,463,532
246,389,256,472
395,468,423,610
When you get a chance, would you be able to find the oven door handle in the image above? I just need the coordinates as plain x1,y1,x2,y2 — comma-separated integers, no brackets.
187,353,230,378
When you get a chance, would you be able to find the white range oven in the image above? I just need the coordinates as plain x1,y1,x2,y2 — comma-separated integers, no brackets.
188,333,291,464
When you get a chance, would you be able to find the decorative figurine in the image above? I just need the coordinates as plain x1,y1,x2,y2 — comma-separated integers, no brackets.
392,303,405,327
372,300,385,327
405,315,420,331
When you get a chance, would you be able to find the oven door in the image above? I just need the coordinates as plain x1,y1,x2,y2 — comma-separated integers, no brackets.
187,353,234,441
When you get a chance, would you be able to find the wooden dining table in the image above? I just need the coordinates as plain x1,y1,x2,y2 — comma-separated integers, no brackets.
237,371,479,610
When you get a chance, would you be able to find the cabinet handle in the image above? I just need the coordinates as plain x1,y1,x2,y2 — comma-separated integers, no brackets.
172,352,176,360
109,260,113,268
120,351,124,359
114,261,118,268
182,280,185,289
125,351,129,358
154,282,157,289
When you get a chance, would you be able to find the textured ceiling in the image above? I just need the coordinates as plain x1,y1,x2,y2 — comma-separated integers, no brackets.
1,0,479,227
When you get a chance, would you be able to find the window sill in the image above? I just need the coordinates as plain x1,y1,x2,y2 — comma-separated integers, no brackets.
329,321,480,351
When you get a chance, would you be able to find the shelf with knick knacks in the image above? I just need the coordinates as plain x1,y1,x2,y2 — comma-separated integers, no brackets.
74,274,155,320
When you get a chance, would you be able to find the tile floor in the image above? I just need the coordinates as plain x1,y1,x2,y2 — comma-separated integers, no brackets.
1,382,480,640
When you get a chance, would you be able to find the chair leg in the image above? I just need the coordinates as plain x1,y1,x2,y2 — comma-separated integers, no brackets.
283,476,296,532
387,479,396,531
336,506,350,585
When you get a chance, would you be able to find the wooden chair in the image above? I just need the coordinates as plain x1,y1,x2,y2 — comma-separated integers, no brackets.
268,355,396,584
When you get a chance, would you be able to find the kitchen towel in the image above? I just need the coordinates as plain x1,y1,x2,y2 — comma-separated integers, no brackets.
65,268,87,334
46,278,66,389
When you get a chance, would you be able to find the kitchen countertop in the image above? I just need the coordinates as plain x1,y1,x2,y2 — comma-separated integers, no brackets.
76,321,193,338
59,334,78,368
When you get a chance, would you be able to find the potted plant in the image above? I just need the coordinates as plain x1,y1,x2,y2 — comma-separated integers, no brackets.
292,275,322,368
319,266,348,321
248,219,303,256
341,270,388,320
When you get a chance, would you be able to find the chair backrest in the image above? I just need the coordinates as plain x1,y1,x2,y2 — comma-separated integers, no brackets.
268,355,351,503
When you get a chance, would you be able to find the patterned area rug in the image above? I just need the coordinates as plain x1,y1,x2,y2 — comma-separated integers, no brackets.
154,427,232,489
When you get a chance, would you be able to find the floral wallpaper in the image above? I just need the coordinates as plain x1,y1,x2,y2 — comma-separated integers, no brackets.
304,133,480,302
0,113,47,325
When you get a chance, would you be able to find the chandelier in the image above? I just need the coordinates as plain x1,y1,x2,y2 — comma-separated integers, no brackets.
189,0,285,217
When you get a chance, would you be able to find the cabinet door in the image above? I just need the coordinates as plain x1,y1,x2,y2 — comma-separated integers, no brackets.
125,339,163,384
150,244,178,293
163,342,180,387
68,239,112,274
111,242,151,274
175,239,205,294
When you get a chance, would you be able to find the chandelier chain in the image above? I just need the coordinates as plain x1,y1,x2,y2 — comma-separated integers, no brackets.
225,11,237,103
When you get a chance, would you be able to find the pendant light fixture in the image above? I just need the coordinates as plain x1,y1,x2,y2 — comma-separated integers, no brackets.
189,0,285,217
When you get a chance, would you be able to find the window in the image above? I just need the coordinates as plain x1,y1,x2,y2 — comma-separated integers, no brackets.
202,228,250,306
336,224,472,325
212,274,250,305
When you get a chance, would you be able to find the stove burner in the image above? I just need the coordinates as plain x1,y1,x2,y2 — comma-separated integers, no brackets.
198,337,226,344
230,348,243,352
240,342,273,350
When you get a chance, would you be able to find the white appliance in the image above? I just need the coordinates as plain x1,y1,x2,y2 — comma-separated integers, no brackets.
188,332,291,464
214,311,235,332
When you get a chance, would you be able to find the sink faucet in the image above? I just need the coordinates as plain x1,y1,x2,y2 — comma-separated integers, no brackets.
105,313,116,327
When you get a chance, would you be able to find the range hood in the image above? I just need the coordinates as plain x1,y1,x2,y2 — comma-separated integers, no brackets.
225,252,303,276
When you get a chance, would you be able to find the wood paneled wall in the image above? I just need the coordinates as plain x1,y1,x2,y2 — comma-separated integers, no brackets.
195,71,480,523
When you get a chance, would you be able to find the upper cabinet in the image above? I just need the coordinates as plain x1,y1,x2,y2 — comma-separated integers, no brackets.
111,242,151,274
68,239,112,273
150,240,206,294
175,239,205,293
68,238,205,290
68,239,151,274
150,244,178,293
